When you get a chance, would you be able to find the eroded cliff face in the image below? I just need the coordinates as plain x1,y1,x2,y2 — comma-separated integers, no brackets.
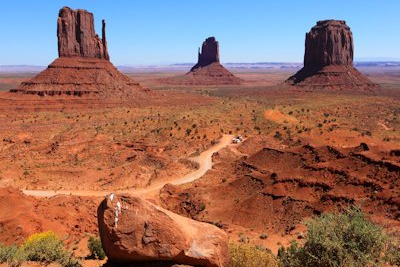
286,20,378,91
196,36,220,67
57,6,109,60
12,6,146,98
304,20,353,69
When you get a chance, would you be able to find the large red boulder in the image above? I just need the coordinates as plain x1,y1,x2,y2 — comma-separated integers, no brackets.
97,194,229,267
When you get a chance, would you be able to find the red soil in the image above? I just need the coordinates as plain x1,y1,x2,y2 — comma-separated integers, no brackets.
160,137,400,251
0,187,99,245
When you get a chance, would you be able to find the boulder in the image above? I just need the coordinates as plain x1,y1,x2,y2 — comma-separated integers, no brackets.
97,194,229,267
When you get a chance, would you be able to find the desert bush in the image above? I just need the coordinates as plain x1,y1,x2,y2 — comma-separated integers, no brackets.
22,231,81,267
22,231,66,262
278,207,388,267
386,237,400,266
1,231,81,267
0,244,23,266
88,236,106,260
229,243,277,267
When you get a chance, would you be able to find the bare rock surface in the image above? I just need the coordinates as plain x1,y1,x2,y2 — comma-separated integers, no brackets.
11,6,145,98
191,37,220,71
304,20,353,68
58,6,109,60
286,20,379,91
160,37,242,85
97,194,229,267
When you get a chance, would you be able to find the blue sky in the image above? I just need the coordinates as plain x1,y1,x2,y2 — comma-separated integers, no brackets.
1,0,399,65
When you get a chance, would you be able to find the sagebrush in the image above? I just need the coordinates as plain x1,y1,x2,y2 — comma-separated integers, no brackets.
88,236,106,260
229,243,277,267
0,231,81,267
278,207,391,267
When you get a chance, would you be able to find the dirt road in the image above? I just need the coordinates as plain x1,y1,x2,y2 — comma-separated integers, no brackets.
23,135,234,198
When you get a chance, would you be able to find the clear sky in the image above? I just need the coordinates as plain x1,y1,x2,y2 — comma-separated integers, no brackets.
1,0,399,65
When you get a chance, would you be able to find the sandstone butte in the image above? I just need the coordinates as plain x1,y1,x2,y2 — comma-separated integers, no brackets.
286,20,379,91
98,194,229,267
160,37,242,85
10,6,146,98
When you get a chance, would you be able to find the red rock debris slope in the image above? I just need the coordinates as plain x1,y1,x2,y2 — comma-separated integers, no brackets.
161,138,400,240
0,187,98,245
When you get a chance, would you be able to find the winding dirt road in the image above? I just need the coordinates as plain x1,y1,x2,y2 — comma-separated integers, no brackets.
23,134,234,198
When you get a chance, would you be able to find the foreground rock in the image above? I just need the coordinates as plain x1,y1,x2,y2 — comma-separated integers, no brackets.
159,37,242,85
11,6,145,99
98,194,229,267
286,20,379,91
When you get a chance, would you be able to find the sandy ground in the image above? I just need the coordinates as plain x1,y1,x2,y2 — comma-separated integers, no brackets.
22,134,233,200
0,69,399,262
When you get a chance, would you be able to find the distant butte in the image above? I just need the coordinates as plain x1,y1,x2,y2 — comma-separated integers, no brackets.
191,37,220,70
11,6,146,98
286,20,379,91
160,37,242,85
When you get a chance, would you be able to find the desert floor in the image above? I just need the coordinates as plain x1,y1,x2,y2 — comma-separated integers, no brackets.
0,67,399,263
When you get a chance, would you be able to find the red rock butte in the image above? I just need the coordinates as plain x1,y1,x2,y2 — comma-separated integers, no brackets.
161,37,242,85
10,6,146,98
286,20,379,91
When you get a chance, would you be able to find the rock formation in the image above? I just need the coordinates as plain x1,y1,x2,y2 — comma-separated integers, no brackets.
286,20,378,91
191,37,220,71
57,7,109,60
160,37,242,85
11,6,145,98
98,194,229,267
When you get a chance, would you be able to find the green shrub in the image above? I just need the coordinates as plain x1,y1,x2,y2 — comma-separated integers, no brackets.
22,231,66,262
386,237,400,266
278,207,388,267
88,236,106,260
0,244,23,266
229,243,277,267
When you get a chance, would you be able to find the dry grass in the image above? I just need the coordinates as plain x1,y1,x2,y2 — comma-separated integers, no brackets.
229,243,277,267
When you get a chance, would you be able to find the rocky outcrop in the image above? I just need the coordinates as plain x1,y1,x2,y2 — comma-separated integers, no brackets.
160,37,242,85
57,7,109,60
286,20,379,91
191,37,220,71
11,6,145,98
304,20,353,69
97,194,229,267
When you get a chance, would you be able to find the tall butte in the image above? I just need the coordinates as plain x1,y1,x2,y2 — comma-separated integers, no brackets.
11,7,145,98
161,37,242,85
286,20,379,91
